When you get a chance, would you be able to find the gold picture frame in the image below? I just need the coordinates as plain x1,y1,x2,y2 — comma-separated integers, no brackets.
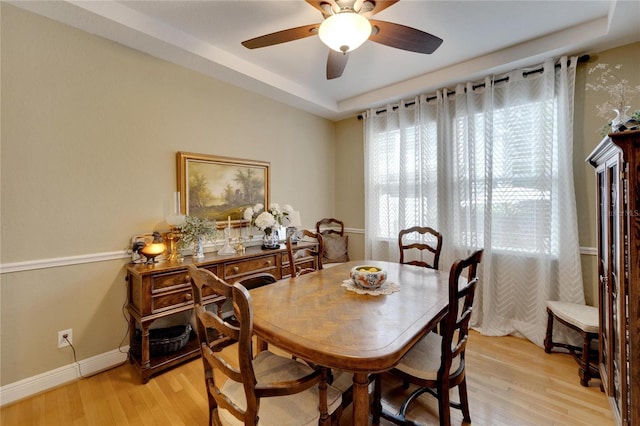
176,152,270,227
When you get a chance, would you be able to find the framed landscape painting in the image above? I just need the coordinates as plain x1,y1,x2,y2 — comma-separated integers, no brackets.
176,152,270,227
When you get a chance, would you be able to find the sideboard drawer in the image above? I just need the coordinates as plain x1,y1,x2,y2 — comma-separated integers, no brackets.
149,267,220,294
224,255,278,280
151,285,221,310
152,286,193,313
150,270,190,292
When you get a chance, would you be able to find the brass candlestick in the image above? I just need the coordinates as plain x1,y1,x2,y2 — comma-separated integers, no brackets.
166,227,183,262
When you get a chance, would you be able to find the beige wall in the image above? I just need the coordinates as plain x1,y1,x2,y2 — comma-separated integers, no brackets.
334,117,365,260
0,4,337,385
575,43,640,305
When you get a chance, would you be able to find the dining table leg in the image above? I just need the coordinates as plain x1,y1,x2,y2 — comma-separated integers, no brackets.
352,372,371,426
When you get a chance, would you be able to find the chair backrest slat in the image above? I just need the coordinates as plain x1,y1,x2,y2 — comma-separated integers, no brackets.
439,250,483,379
398,226,443,270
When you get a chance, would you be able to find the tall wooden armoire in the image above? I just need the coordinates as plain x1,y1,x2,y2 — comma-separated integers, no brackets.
587,129,640,425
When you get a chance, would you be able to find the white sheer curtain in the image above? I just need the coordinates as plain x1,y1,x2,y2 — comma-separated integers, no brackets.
364,57,584,346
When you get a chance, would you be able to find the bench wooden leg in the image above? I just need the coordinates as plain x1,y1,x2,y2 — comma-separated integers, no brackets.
579,333,593,386
544,308,554,353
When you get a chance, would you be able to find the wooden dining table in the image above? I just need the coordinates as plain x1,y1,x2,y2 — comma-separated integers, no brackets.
249,260,451,425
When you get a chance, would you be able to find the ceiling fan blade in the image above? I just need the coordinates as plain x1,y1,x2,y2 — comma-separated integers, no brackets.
305,0,335,18
367,0,399,16
242,24,319,49
327,50,349,80
369,19,442,54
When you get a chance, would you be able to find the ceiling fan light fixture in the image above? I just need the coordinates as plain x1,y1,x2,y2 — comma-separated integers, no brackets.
318,11,372,53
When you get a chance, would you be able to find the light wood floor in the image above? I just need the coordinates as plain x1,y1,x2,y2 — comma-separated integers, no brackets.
1,330,614,425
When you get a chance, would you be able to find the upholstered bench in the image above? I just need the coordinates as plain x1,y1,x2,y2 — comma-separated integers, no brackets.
544,301,599,386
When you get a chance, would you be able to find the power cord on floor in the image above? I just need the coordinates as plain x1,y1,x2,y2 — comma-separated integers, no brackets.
63,335,88,379
62,335,128,380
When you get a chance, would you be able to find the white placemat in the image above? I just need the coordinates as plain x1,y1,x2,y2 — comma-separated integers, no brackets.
341,279,400,296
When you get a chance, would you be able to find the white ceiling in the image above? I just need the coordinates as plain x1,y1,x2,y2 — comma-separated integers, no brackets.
9,0,640,121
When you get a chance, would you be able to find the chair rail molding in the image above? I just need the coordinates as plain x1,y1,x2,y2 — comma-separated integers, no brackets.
579,246,597,256
344,227,363,234
0,250,130,274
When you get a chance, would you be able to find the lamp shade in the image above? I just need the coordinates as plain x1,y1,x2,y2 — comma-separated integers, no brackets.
166,213,186,227
166,191,185,226
287,211,302,227
318,12,372,53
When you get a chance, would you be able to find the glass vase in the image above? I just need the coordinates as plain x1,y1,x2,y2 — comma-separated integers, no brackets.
612,106,631,132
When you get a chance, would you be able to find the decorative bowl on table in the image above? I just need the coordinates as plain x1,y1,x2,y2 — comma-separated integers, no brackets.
350,265,387,290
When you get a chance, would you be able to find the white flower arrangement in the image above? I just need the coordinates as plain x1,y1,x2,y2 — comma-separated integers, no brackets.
586,63,640,120
243,203,294,236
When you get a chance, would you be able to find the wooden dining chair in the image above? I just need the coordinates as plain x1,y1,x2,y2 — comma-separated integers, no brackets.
188,265,342,426
398,226,443,270
372,249,484,426
315,217,345,236
286,229,323,277
316,218,349,266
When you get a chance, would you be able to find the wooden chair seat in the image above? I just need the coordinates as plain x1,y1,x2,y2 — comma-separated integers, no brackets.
329,369,354,396
394,332,462,381
219,351,342,426
544,300,599,387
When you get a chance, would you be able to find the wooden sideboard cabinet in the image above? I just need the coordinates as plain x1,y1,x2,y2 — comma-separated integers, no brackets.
587,129,640,426
125,241,319,383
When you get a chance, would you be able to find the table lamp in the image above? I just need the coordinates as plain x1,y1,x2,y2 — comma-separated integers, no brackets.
140,232,166,264
286,211,302,243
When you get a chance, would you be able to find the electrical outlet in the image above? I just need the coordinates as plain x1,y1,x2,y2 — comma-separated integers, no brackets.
58,329,72,348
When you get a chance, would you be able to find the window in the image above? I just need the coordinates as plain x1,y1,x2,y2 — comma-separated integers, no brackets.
365,58,583,345
452,99,556,254
368,86,562,256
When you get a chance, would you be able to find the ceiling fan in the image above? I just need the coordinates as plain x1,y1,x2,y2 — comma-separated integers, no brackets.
241,0,443,80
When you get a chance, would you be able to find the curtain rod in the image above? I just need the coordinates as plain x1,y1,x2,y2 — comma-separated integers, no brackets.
357,54,590,120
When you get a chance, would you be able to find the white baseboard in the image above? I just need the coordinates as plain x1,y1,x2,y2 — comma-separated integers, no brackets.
0,347,129,407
